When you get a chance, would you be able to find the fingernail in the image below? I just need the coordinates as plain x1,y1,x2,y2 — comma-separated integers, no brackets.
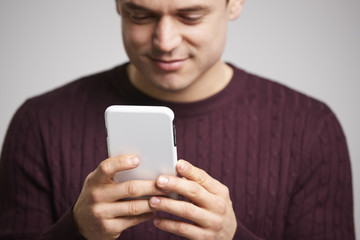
157,176,168,186
153,218,161,225
177,160,186,172
150,196,160,205
128,156,140,166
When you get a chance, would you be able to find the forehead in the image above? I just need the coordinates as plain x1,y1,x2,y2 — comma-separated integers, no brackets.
119,0,220,13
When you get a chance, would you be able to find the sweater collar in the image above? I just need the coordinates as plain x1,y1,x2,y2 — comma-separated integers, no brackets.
112,62,247,117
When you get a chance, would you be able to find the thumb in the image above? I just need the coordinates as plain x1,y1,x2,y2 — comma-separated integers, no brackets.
92,155,140,183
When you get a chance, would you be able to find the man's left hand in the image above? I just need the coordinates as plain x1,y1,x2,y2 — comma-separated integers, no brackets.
149,159,237,240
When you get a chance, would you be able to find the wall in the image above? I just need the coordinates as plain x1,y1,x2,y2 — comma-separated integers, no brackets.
0,0,359,238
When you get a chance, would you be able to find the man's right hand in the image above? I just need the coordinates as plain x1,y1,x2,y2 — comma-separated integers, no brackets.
73,155,165,240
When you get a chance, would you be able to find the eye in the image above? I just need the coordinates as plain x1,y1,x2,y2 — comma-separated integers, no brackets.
178,14,203,25
124,9,155,24
131,14,150,21
130,14,154,23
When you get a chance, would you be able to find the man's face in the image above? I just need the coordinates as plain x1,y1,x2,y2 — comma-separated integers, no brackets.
117,0,240,95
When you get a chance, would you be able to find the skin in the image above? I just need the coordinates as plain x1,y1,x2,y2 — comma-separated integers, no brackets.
118,0,243,102
73,0,244,239
73,155,165,240
149,160,238,239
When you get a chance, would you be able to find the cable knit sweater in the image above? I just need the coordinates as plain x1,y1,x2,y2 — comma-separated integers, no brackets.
0,63,355,239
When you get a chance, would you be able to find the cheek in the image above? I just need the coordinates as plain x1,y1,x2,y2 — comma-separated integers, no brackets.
207,18,228,50
122,24,152,50
186,21,227,60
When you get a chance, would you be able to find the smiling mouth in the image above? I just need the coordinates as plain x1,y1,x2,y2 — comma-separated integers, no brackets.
151,58,188,72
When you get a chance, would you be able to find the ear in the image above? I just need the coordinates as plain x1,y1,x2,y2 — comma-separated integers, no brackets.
115,0,121,15
227,0,245,21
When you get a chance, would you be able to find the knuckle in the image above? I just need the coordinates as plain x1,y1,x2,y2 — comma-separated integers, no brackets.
84,172,96,187
210,216,224,232
222,185,230,197
126,181,139,197
128,200,140,215
90,208,110,233
129,215,142,226
182,204,194,219
91,205,105,219
188,182,201,198
176,222,190,236
100,221,122,238
100,221,114,234
197,169,208,185
216,199,227,215
90,188,103,203
98,161,112,176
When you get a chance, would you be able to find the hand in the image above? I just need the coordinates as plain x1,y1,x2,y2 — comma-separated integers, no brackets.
148,160,237,240
73,155,166,240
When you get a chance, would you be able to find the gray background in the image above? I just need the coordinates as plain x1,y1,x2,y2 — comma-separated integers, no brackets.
0,0,359,237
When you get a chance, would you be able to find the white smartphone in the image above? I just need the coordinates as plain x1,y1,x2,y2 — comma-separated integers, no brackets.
105,105,178,183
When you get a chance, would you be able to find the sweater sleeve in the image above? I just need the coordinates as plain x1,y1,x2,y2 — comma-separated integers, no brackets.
40,208,86,240
0,100,84,240
283,109,355,239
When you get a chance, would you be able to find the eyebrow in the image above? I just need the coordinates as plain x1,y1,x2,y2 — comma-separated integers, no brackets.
122,2,211,14
122,2,150,11
177,5,211,13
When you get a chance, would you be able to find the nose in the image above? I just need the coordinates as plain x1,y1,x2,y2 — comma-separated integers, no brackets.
153,16,182,53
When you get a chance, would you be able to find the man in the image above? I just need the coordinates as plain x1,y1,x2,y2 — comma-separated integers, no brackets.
0,0,355,239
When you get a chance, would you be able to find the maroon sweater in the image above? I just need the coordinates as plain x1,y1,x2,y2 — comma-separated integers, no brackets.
0,63,355,239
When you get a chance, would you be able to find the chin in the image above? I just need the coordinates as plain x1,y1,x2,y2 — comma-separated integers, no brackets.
157,73,195,88
150,79,190,93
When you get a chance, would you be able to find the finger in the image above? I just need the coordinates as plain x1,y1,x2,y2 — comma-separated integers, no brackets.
153,217,210,240
101,213,154,237
176,160,228,197
155,175,222,210
91,180,167,202
92,155,140,183
92,200,155,219
119,213,154,230
149,196,220,228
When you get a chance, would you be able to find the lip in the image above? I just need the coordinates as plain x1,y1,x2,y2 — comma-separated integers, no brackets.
151,58,188,72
